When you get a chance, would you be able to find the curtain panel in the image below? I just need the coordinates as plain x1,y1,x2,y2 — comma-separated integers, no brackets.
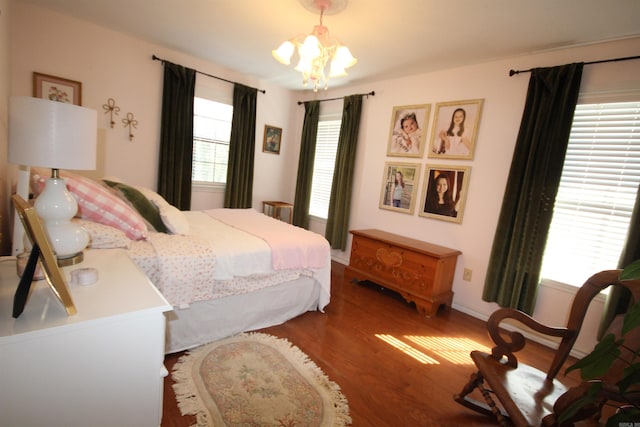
292,101,320,229
482,63,584,313
224,84,257,208
157,62,196,210
325,94,364,250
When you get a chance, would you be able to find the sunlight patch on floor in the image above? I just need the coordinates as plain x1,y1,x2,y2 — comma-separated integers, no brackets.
406,335,491,365
376,334,491,365
375,334,439,364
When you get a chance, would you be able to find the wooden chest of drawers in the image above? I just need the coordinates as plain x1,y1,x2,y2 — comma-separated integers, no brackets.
345,229,461,317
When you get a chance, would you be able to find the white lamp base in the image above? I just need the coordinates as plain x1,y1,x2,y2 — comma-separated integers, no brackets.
34,176,89,260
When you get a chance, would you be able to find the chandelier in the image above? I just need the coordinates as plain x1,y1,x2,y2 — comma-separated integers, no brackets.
272,0,356,92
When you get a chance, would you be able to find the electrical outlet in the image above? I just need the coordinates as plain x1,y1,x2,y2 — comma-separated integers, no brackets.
463,268,472,281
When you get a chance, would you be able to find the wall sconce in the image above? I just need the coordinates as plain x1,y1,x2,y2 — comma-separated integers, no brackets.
102,98,120,128
123,112,138,141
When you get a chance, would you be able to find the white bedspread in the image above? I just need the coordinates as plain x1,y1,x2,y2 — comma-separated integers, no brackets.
128,209,332,311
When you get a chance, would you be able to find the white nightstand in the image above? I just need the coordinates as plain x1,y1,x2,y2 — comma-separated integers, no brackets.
0,249,172,427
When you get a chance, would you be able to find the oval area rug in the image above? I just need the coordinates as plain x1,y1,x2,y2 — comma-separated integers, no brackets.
172,332,352,426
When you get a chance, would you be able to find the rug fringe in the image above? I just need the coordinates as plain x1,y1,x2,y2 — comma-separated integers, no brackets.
172,351,210,427
172,332,352,426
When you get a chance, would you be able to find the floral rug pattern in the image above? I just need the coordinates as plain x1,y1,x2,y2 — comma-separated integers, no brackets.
172,333,351,427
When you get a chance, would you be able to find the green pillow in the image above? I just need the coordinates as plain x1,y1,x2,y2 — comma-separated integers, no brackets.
103,180,169,233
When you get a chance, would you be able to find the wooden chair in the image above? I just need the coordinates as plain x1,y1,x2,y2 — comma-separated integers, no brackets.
454,270,640,427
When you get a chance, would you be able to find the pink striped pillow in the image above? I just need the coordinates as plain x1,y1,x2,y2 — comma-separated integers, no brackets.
32,170,148,240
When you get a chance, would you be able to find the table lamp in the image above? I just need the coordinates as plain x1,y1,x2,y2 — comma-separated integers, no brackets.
9,96,97,265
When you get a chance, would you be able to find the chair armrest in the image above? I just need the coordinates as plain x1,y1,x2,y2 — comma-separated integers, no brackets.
486,308,574,367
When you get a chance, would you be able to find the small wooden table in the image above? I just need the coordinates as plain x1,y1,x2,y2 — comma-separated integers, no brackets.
345,229,461,317
262,201,293,224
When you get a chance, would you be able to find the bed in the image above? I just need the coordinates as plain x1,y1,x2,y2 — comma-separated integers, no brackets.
30,169,332,354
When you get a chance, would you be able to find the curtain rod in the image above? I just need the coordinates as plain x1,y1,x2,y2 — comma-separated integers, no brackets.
152,54,266,94
509,54,640,76
297,91,376,105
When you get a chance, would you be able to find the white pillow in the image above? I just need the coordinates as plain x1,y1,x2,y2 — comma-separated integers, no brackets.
134,186,190,235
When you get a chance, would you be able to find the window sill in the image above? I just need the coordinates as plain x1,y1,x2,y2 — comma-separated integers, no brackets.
539,277,608,300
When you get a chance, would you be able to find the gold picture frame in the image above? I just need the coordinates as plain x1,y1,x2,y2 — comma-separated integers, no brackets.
386,104,430,158
11,195,77,316
428,99,483,160
263,124,282,154
379,161,421,215
419,164,471,224
33,72,83,106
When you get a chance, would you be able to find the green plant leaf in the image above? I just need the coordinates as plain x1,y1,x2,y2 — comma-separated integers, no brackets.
622,301,640,336
557,393,598,424
620,259,640,280
619,362,640,392
566,334,621,379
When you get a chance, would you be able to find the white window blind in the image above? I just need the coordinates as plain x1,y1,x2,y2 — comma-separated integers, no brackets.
541,101,640,286
309,117,341,219
192,97,233,184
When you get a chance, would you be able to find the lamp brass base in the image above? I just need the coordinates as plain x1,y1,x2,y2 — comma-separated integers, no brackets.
57,251,84,267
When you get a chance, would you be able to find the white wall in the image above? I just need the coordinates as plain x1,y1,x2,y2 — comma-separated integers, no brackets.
8,2,640,356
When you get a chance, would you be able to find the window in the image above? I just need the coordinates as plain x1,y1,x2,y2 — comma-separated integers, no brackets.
309,116,341,219
192,97,233,185
541,101,640,285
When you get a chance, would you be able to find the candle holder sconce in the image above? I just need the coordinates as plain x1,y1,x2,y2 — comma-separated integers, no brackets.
122,112,138,141
102,98,120,128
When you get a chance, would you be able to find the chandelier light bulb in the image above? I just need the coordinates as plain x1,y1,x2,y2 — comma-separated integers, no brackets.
272,41,295,65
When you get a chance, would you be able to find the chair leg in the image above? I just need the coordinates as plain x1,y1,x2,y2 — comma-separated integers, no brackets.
454,371,510,426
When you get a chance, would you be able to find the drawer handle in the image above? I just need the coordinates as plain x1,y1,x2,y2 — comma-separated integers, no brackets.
376,248,402,267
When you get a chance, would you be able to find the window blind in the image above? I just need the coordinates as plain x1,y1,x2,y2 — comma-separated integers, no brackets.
541,101,640,285
192,97,233,184
309,118,341,219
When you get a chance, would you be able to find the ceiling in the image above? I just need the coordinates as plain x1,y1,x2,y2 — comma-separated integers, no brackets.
17,0,640,91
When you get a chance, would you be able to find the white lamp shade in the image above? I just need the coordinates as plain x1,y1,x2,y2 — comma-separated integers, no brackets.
272,41,295,65
334,45,357,68
9,96,97,171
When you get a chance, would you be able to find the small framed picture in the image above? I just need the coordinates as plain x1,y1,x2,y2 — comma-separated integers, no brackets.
11,195,77,317
263,125,282,154
379,161,422,215
428,99,483,160
419,164,471,223
33,72,82,106
387,104,430,158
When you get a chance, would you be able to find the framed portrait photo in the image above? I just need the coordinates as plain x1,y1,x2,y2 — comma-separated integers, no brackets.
386,104,430,158
428,99,483,160
263,125,282,154
379,161,422,215
419,164,471,223
11,195,77,317
33,72,82,106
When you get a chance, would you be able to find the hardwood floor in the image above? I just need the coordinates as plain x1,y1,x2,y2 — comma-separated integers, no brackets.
161,261,581,426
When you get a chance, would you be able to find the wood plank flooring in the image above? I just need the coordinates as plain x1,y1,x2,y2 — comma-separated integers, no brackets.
161,261,581,426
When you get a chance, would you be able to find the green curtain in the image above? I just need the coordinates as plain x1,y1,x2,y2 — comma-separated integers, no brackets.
482,63,584,313
325,94,363,250
598,184,640,338
292,101,320,228
224,83,257,208
157,61,196,210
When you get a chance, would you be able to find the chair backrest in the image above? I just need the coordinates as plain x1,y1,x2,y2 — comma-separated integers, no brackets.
546,269,640,381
